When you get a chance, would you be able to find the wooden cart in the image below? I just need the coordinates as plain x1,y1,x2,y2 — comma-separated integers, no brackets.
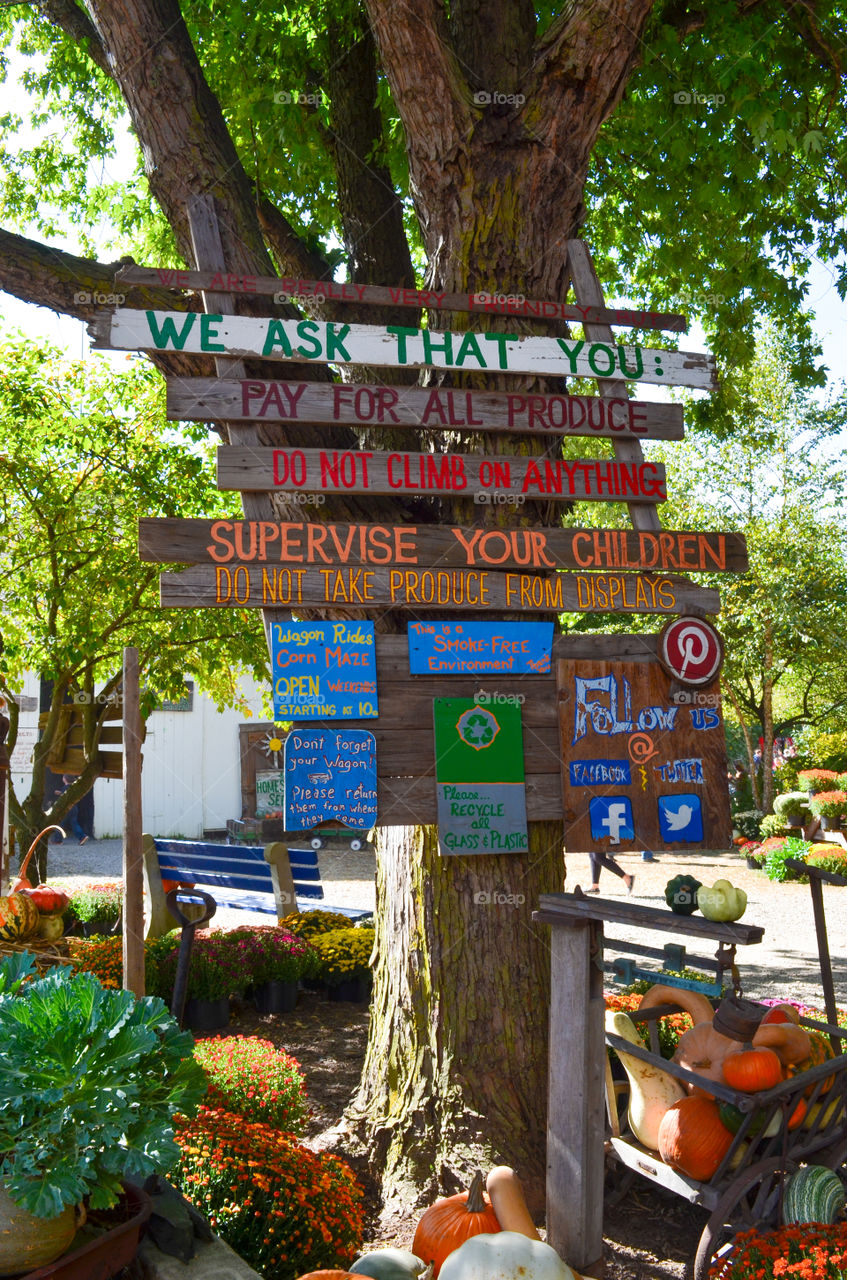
606,1002,847,1278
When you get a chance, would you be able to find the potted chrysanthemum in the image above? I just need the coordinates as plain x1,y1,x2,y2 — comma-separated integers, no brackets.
312,926,376,1002
809,790,847,831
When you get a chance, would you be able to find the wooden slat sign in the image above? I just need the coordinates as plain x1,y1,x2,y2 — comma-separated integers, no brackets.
160,564,721,615
409,621,553,674
166,377,685,441
217,448,667,504
434,697,528,855
118,264,689,331
283,728,377,831
557,660,732,853
91,310,716,389
270,621,377,720
256,770,284,817
139,518,749,574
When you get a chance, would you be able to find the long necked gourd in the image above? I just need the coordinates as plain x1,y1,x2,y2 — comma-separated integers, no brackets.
606,1009,686,1149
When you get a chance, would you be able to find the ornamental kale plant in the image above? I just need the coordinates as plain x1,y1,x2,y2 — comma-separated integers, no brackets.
0,953,206,1219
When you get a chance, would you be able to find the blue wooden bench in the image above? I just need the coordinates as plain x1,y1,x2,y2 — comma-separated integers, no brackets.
142,834,372,938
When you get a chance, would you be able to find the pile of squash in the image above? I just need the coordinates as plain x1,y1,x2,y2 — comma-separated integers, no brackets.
0,829,70,945
297,1167,584,1280
607,985,837,1184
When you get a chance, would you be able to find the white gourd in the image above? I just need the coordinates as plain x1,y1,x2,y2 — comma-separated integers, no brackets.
439,1232,578,1280
606,1009,686,1149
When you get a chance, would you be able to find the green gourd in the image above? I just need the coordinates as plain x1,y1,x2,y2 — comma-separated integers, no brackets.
783,1166,846,1225
664,874,702,915
349,1250,428,1279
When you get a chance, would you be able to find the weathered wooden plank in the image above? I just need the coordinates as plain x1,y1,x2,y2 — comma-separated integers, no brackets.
90,309,716,389
139,517,748,573
534,892,765,944
116,265,688,331
217,447,668,505
165,376,686,440
547,920,606,1271
159,564,721,615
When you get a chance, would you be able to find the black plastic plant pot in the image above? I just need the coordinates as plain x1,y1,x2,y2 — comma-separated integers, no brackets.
253,980,299,1014
184,996,230,1032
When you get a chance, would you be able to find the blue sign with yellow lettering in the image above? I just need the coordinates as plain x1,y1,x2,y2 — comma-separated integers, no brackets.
271,621,377,720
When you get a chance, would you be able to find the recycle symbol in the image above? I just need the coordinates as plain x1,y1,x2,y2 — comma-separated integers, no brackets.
456,707,500,750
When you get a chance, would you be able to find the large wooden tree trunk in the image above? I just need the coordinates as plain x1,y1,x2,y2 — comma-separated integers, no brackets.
347,819,563,1217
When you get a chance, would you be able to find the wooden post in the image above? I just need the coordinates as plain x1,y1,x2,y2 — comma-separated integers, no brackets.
546,918,606,1275
0,711,8,895
122,646,145,995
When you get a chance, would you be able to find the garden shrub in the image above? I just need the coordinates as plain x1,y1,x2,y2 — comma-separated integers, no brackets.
763,836,810,883
731,810,763,840
224,926,318,984
801,730,847,774
63,881,123,930
278,909,355,938
311,926,375,986
193,1036,308,1133
805,847,847,877
173,1106,363,1280
67,931,179,993
710,1221,847,1278
757,813,790,840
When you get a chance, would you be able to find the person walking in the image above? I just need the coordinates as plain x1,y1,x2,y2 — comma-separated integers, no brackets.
587,850,634,894
59,775,89,845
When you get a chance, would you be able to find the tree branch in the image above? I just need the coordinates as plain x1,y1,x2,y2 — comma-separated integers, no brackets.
37,0,112,78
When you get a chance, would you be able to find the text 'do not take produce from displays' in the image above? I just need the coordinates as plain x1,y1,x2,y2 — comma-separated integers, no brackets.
433,697,529,856
90,308,716,388
158,564,722,615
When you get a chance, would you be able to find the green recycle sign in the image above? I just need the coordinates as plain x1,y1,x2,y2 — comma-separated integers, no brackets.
456,707,500,750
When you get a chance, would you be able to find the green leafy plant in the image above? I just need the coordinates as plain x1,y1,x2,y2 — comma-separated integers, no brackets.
773,791,811,819
193,1036,308,1132
731,810,763,840
757,812,790,840
810,790,847,819
311,926,375,987
764,836,811,883
173,1106,363,1279
0,953,206,1218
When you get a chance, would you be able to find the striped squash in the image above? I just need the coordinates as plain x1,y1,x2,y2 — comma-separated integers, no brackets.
0,892,39,941
789,1031,837,1095
783,1166,846,1225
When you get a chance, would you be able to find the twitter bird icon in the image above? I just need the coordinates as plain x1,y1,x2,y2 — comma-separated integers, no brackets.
658,794,704,842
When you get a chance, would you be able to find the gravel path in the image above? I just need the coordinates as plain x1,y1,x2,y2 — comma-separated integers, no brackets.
40,837,847,1008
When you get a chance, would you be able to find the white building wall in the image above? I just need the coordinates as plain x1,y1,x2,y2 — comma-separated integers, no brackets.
8,674,268,840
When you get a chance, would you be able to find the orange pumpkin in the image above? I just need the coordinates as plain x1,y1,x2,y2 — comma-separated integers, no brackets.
162,880,196,894
760,1003,801,1025
672,1022,742,1092
722,1047,783,1092
412,1172,501,1277
658,1096,735,1180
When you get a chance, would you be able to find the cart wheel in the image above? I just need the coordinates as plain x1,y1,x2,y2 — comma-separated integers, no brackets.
310,836,323,850
349,838,362,851
693,1157,797,1280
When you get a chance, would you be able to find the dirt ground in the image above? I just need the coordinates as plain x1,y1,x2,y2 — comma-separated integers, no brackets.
221,989,705,1279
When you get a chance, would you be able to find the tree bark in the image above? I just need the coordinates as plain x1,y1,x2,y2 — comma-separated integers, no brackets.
761,619,775,813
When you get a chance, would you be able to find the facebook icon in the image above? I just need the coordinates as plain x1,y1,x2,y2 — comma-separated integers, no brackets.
589,796,635,846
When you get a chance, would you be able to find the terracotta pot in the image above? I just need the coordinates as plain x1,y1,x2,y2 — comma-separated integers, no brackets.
0,1184,83,1276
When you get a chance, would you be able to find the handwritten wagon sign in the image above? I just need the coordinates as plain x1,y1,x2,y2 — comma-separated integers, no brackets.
160,564,722,615
91,309,716,389
283,728,377,831
557,658,732,853
140,518,749,575
166,377,685,441
117,263,688,331
434,697,529,855
409,621,553,674
217,448,668,504
270,621,377,720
